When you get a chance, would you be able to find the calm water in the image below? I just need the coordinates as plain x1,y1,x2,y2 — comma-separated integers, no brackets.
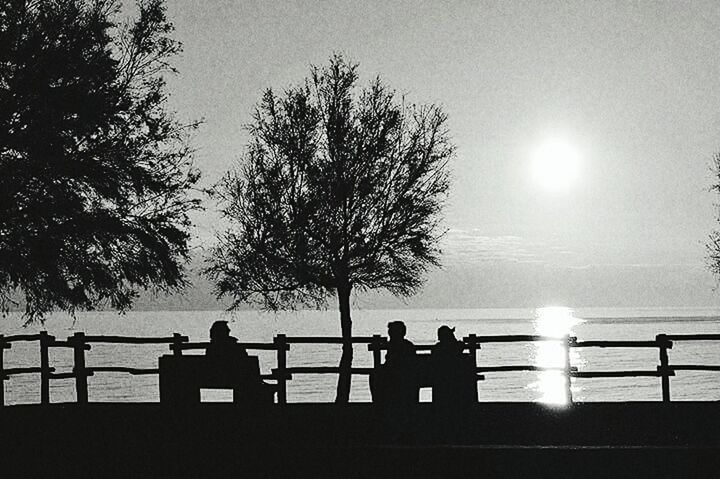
1,307,719,405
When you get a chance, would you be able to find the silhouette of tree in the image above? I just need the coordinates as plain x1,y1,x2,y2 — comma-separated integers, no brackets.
708,153,720,277
207,56,452,403
0,0,200,322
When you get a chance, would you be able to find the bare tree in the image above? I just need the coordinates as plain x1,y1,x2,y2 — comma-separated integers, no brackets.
207,55,453,403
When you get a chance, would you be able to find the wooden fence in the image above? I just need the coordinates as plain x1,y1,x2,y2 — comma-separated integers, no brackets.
0,331,718,405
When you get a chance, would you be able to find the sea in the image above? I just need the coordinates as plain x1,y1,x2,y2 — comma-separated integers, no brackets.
1,307,719,405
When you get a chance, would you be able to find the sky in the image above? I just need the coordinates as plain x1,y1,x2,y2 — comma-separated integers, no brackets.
158,0,720,308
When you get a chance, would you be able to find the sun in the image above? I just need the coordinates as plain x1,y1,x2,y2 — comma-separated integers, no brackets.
531,139,580,191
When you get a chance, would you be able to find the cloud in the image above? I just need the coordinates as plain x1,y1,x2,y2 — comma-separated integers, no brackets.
440,229,577,266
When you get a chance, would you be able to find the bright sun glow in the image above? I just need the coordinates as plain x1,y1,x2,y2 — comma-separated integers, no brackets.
531,307,585,406
534,306,583,338
531,139,580,191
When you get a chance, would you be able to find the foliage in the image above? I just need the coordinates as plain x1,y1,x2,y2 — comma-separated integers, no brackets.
207,55,452,401
708,153,720,278
209,55,452,309
0,0,200,322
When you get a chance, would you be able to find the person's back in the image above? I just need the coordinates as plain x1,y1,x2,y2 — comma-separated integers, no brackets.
372,321,418,405
206,321,271,404
386,336,416,366
431,325,475,407
206,320,249,363
431,324,462,356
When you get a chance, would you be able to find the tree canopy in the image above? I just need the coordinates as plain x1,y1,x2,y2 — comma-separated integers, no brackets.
708,153,720,278
207,55,453,401
0,0,200,322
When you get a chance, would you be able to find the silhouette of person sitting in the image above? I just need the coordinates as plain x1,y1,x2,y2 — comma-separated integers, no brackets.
205,320,272,404
431,325,476,407
371,321,417,405
432,325,463,359
385,321,416,366
207,320,249,362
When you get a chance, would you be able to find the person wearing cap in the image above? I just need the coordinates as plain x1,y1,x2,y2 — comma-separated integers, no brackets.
432,325,463,358
431,325,475,408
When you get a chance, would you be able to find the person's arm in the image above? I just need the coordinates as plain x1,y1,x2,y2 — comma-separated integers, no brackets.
237,345,249,358
226,336,247,358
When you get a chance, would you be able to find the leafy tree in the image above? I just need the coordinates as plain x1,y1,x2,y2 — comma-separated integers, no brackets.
207,56,453,403
709,153,720,277
0,0,200,322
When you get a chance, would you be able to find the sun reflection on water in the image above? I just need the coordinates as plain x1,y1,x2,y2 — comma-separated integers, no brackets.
531,307,585,405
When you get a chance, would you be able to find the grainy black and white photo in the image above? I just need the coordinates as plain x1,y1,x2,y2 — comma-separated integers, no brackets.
1,1,719,476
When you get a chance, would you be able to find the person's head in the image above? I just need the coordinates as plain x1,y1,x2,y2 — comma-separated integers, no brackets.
437,325,456,343
210,320,231,342
387,321,407,340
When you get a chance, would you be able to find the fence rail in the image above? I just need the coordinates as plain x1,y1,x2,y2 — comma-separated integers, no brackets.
0,330,718,406
82,335,189,344
572,340,660,348
665,333,720,341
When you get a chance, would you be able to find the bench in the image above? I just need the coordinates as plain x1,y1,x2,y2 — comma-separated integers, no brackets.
159,354,276,405
370,353,480,406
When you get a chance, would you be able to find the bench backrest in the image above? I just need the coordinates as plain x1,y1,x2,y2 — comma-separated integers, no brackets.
159,354,261,388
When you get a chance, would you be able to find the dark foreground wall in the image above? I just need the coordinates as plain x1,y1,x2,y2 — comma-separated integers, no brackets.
0,402,718,477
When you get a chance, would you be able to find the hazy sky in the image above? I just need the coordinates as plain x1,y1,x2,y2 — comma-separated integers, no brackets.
161,0,720,307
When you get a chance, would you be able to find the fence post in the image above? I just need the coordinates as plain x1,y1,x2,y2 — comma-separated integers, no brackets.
564,335,575,404
370,335,383,368
71,332,89,404
657,334,672,402
466,334,480,402
274,334,289,404
0,335,6,407
466,334,479,368
171,333,184,356
39,331,51,405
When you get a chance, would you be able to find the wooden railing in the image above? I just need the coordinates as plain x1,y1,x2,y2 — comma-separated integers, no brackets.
0,331,718,405
661,333,720,401
0,332,190,405
168,335,291,403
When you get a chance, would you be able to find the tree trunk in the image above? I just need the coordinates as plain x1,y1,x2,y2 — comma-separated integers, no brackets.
335,282,353,403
